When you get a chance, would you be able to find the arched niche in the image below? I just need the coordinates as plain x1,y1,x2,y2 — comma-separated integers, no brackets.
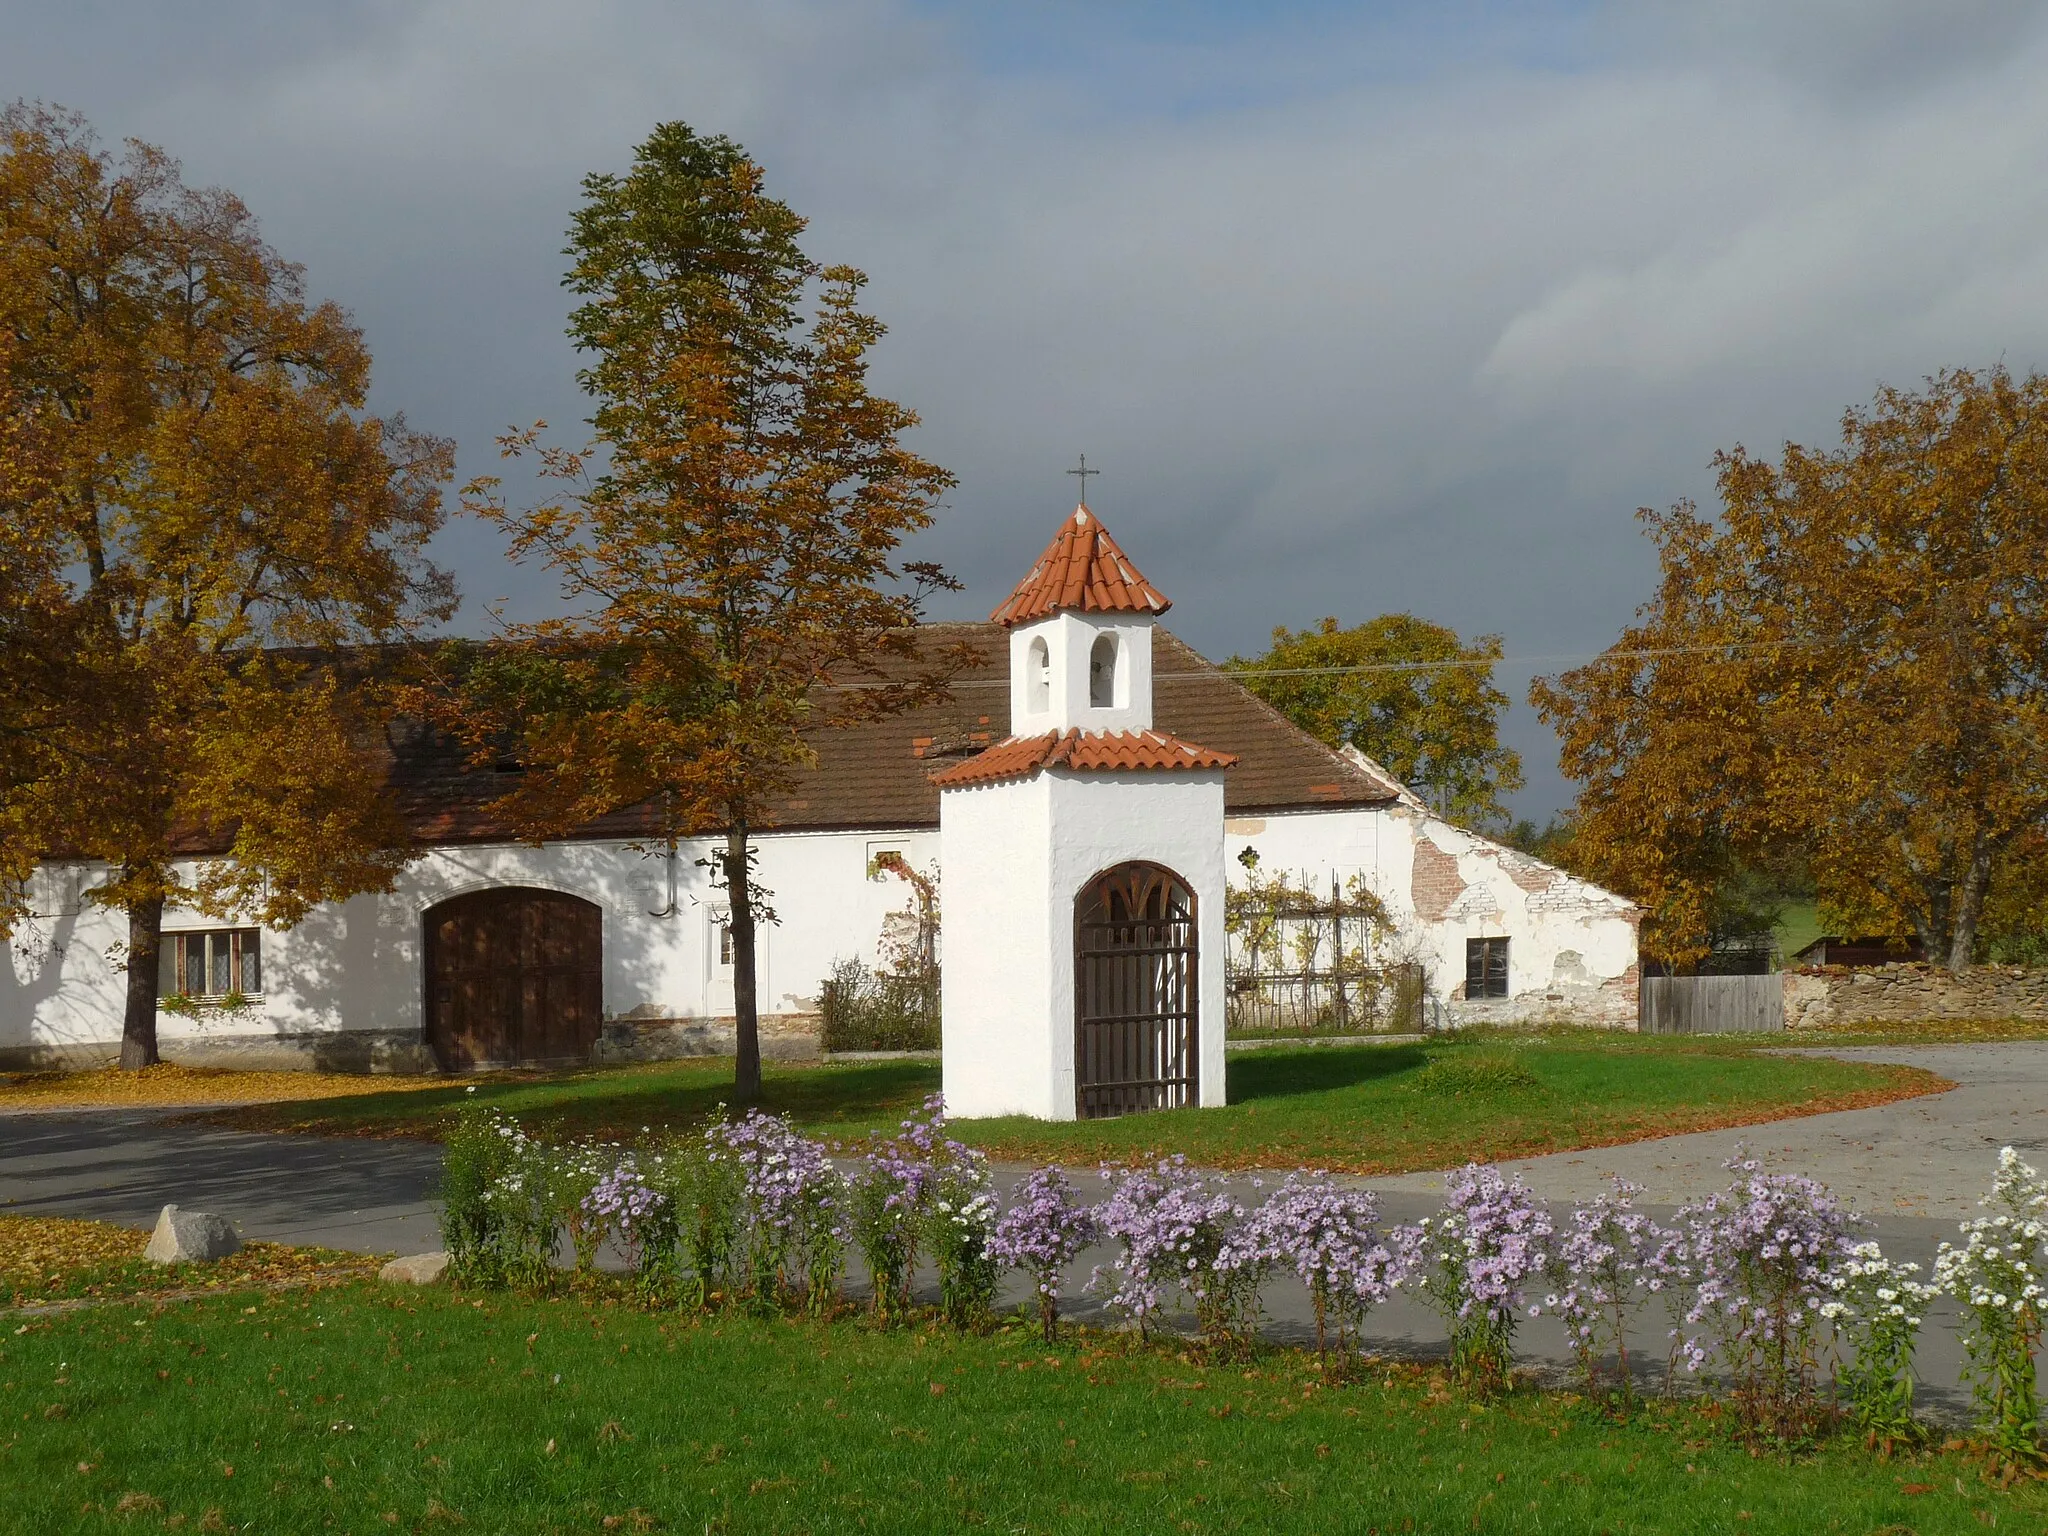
1088,632,1120,709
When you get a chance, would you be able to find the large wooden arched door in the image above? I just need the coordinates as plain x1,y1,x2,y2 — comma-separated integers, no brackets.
424,889,602,1068
1074,862,1198,1119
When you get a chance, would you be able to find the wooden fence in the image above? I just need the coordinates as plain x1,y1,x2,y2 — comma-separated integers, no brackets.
1638,973,1785,1035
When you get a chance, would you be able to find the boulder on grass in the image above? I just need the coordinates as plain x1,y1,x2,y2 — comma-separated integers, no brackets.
378,1252,451,1286
143,1205,241,1265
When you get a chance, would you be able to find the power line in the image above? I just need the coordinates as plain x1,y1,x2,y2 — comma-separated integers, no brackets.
813,636,1831,690
1202,637,1833,682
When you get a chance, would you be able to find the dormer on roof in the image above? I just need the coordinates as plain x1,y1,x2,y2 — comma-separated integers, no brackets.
997,506,1171,737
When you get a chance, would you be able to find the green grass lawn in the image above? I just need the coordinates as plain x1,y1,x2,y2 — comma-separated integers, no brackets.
2,1282,2038,1535
202,1035,1946,1174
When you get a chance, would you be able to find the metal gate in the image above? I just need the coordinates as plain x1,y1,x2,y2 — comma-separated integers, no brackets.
1074,862,1198,1119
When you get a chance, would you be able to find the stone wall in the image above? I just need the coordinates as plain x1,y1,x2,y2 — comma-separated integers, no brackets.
1783,963,2048,1028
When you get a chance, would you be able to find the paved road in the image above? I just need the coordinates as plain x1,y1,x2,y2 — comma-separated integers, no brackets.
1372,1042,2048,1222
0,1110,444,1256
8,1042,2045,1417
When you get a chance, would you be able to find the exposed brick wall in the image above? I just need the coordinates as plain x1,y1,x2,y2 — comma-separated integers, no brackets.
1783,964,2048,1028
1410,836,1467,923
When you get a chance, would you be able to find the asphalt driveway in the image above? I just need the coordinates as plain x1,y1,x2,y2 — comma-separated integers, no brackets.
0,1109,444,1256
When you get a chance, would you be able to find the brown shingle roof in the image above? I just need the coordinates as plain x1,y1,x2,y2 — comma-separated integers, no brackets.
989,506,1173,626
289,623,1400,851
928,728,1237,788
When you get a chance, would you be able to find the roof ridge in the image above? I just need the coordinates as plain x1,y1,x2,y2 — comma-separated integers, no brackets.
1155,632,1398,799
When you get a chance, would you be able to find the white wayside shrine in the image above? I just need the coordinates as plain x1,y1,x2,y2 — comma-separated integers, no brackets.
936,505,1234,1120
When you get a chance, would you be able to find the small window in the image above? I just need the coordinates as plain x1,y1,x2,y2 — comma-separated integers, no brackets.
1026,636,1050,712
711,909,734,970
159,929,262,1000
1089,633,1119,708
1465,937,1509,1000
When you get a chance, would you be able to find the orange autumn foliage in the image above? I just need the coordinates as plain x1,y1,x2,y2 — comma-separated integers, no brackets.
445,123,955,1099
0,105,455,1065
1534,367,2048,971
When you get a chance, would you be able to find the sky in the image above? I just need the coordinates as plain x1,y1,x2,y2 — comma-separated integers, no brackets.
8,0,2048,818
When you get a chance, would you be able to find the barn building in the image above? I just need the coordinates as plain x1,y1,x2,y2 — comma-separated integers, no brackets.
1,508,1639,1075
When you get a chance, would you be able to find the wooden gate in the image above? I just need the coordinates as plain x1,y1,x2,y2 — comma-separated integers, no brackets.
1075,862,1198,1119
424,889,603,1068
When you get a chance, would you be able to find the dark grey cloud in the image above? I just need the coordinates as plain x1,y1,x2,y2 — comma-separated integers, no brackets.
6,1,2048,817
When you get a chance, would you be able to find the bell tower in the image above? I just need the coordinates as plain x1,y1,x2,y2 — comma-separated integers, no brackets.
933,499,1232,1121
999,506,1165,737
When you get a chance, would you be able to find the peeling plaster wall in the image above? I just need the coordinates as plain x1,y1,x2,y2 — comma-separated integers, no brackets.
6,791,1639,1071
1223,805,1640,1029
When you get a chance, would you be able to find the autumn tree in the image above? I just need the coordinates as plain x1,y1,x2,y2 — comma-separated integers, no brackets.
455,121,955,1102
1228,614,1524,827
0,105,455,1065
1533,367,2048,972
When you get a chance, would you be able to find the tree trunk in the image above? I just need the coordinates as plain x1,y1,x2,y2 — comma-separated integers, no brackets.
119,891,165,1069
1947,839,1994,973
725,820,762,1103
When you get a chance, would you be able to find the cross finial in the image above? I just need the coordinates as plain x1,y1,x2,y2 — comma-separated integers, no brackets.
1066,453,1100,506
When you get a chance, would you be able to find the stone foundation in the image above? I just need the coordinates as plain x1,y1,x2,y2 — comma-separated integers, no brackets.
595,1013,824,1064
3,1015,829,1075
1784,963,2048,1028
1446,967,1640,1031
0,1029,439,1074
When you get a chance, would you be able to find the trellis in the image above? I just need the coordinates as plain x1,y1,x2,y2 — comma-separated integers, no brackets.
1224,869,1424,1035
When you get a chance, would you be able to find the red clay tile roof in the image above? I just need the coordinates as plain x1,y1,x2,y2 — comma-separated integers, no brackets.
928,729,1237,788
989,506,1173,626
156,625,1399,853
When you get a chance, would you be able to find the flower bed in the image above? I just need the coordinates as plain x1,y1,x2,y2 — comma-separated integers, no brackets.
439,1093,2048,1467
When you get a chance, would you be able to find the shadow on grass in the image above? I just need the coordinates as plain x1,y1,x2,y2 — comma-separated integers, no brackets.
1229,1044,1430,1101
520,1060,942,1137
209,1057,943,1141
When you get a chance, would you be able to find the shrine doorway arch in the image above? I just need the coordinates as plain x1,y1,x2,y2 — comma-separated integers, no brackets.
1073,862,1197,1118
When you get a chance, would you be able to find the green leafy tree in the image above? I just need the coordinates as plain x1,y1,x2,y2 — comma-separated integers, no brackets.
454,122,955,1101
1229,614,1523,828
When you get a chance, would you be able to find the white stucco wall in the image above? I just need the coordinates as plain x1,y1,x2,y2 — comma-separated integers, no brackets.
937,774,1056,1118
3,784,1637,1072
941,767,1227,1120
1222,804,1640,1027
1,828,940,1069
1008,612,1156,736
